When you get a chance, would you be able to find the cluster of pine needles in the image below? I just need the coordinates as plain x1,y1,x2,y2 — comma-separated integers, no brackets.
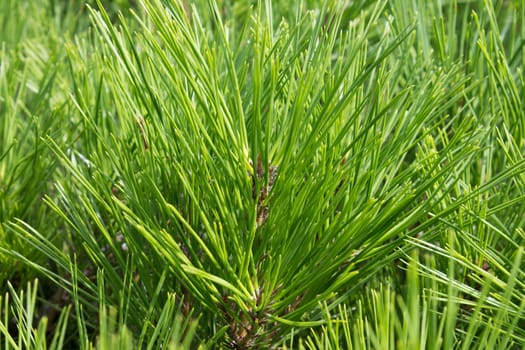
1,0,524,348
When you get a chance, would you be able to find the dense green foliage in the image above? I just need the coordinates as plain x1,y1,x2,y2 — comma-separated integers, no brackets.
1,0,524,348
